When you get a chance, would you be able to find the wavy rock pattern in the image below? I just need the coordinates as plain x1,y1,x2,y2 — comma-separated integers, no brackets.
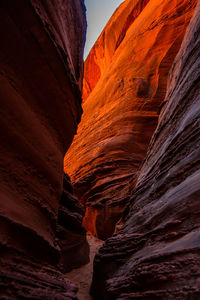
91,1,200,298
65,0,197,239
0,0,86,298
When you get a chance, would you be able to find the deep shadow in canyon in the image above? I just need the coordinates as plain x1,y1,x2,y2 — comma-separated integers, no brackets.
0,0,200,299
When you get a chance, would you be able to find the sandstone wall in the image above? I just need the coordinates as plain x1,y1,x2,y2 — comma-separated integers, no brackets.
82,0,150,101
0,0,87,298
91,1,200,298
65,0,197,239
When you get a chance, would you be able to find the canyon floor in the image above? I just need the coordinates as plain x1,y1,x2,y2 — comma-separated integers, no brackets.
66,234,103,300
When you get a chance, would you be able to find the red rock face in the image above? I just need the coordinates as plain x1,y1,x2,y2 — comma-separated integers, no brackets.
65,0,197,240
0,0,87,298
82,0,151,102
91,1,200,298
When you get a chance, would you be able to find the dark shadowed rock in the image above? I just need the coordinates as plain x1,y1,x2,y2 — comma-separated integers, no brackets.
0,0,86,298
57,174,90,273
91,1,200,298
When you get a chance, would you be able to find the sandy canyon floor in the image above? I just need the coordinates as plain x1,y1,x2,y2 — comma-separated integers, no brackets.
66,234,103,300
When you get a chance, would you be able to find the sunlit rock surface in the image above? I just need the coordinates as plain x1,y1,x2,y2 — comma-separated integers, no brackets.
65,0,197,239
91,1,200,298
0,0,86,298
82,0,150,102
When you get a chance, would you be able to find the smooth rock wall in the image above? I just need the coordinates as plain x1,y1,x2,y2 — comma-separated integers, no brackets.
82,0,151,102
0,0,86,298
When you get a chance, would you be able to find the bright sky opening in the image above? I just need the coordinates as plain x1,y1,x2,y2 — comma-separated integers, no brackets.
84,0,124,60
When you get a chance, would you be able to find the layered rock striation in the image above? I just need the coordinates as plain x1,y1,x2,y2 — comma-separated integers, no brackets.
91,1,200,298
0,0,87,298
65,0,197,239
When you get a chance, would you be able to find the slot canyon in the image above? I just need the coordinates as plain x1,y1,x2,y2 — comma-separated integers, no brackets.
0,0,200,299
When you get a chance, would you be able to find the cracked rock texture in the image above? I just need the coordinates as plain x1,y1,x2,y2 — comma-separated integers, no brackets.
91,1,200,299
65,0,197,240
0,0,86,298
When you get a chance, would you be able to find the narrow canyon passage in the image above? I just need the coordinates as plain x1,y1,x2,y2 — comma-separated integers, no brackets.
1,0,200,299
63,1,200,299
66,234,103,300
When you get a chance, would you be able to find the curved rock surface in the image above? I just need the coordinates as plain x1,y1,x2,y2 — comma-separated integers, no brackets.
82,0,150,102
65,0,197,239
0,0,87,298
91,1,200,298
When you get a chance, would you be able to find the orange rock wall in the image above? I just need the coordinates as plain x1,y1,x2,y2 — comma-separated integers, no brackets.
65,0,197,240
83,0,150,101
91,1,200,297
